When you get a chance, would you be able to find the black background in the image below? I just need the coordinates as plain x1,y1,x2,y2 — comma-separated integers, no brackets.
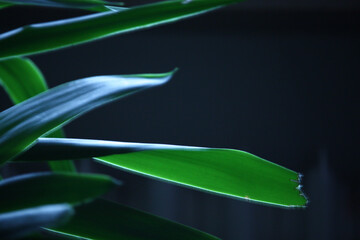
1,1,359,239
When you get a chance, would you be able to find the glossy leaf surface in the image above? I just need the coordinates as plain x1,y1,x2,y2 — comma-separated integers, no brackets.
0,57,76,172
0,0,243,59
0,172,119,213
0,204,73,240
0,70,174,164
46,199,219,240
99,150,306,207
17,138,307,207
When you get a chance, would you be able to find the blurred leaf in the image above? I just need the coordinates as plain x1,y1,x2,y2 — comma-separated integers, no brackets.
0,172,119,213
45,199,219,240
0,2,10,8
0,70,175,164
0,57,76,172
0,0,124,11
0,204,73,240
0,0,244,59
17,138,307,207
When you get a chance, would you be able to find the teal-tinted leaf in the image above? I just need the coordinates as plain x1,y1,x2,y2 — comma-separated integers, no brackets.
0,70,175,164
0,204,73,240
0,0,124,11
0,0,244,60
0,57,76,172
16,138,307,207
45,199,219,240
0,172,119,213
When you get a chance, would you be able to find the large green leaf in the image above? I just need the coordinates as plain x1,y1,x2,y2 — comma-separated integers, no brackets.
0,57,76,172
0,172,119,213
0,0,124,11
0,204,73,240
16,138,307,207
45,199,219,240
0,0,243,60
0,70,174,165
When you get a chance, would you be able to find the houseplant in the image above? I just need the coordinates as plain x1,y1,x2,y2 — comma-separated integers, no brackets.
0,0,307,239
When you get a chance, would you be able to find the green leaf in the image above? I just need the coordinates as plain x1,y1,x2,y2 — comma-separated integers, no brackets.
0,172,120,213
0,0,124,11
0,0,243,60
0,2,11,9
0,70,175,165
0,57,48,104
45,199,219,240
0,204,73,240
16,138,307,207
0,57,76,172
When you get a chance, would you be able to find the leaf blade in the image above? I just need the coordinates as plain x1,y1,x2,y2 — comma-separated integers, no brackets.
0,0,123,11
0,70,174,164
0,0,243,59
45,199,219,240
0,204,74,240
0,57,76,172
0,172,119,213
16,138,307,207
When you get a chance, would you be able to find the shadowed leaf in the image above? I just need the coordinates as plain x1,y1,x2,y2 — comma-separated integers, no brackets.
45,199,219,240
0,172,120,213
0,204,73,240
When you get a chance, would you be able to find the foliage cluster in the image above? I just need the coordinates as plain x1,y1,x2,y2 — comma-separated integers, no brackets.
0,0,307,239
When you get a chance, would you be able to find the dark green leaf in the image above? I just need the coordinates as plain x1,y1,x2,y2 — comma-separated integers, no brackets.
45,199,219,240
0,172,120,213
16,138,307,207
0,204,73,240
0,70,175,164
0,57,76,172
0,2,11,9
0,0,124,11
0,0,243,59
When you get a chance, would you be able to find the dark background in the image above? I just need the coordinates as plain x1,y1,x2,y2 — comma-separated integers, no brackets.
1,1,359,239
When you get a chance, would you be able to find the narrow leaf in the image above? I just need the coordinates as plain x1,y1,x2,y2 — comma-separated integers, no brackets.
0,57,76,172
0,0,243,59
16,138,307,207
0,70,174,164
0,172,119,213
0,0,123,11
45,199,219,240
0,204,73,240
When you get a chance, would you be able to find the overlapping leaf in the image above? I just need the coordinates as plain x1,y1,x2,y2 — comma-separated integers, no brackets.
45,199,219,240
17,138,307,207
0,0,244,60
0,57,76,172
0,172,119,213
0,70,175,164
0,204,73,240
